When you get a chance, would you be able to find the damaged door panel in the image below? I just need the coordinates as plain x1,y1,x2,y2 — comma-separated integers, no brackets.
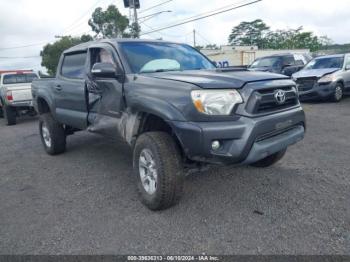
86,45,125,139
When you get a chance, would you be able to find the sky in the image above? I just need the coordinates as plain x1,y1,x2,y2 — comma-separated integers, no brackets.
1,0,350,72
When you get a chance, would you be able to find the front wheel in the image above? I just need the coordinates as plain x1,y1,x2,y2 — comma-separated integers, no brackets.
3,105,16,126
39,113,66,155
133,132,184,211
331,84,343,102
250,149,287,168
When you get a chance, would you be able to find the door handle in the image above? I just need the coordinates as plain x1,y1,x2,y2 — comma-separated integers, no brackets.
55,85,62,91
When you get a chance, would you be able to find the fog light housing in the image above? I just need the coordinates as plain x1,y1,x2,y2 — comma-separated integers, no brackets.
211,140,221,151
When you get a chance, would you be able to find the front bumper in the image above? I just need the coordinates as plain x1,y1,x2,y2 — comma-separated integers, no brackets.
298,82,336,101
169,107,305,165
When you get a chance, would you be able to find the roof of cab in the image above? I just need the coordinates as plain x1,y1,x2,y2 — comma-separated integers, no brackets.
314,54,346,59
64,38,180,53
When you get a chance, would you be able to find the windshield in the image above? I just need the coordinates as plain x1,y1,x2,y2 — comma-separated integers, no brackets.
250,57,282,69
119,42,216,73
304,57,344,70
3,73,38,85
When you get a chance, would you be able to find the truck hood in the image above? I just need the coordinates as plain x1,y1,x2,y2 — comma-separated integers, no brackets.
146,69,288,89
293,68,340,79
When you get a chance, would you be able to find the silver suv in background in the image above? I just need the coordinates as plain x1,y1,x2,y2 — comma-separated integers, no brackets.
292,54,350,102
0,70,39,125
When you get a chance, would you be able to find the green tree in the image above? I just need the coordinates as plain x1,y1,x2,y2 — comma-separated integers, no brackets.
40,35,93,75
265,27,323,51
88,5,130,38
128,22,141,39
228,19,270,48
229,20,332,52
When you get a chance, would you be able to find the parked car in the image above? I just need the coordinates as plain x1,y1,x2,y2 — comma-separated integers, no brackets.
249,53,312,76
0,70,39,125
292,54,350,102
32,39,305,210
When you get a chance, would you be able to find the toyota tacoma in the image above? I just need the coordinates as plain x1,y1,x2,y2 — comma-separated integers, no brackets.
32,39,305,210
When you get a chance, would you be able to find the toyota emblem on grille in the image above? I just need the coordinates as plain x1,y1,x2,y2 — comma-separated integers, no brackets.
274,90,286,105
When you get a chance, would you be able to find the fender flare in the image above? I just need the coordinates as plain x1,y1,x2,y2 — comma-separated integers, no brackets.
128,95,186,122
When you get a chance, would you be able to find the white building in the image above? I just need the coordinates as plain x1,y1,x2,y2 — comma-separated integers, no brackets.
201,45,310,67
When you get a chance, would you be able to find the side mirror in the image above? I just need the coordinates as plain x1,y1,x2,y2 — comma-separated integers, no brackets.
346,65,350,70
91,62,120,78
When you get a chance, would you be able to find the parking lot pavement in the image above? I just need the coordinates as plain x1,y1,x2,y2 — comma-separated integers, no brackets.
0,99,349,255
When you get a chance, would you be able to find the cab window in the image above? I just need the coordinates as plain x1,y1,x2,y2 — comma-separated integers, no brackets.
3,73,38,85
283,56,295,66
61,52,87,79
90,48,116,69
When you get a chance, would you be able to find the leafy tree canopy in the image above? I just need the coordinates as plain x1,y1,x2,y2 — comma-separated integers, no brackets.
228,19,332,52
88,5,134,38
40,35,92,75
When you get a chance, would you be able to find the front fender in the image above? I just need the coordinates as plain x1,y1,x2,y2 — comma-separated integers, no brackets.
128,95,187,121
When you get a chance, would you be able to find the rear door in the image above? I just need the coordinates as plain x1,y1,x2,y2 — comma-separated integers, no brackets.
55,51,88,129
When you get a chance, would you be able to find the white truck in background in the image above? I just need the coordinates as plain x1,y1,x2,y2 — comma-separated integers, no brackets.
0,70,39,125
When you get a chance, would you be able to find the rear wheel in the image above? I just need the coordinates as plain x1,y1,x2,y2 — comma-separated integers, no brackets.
3,105,16,126
133,132,184,210
331,84,343,102
39,113,66,155
250,149,287,168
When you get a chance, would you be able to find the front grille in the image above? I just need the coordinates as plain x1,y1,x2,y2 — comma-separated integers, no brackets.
296,78,317,92
256,125,302,142
253,86,298,114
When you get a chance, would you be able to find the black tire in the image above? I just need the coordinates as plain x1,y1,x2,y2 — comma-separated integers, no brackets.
3,105,16,126
0,106,3,118
39,113,66,155
133,132,184,211
250,149,287,168
331,83,343,102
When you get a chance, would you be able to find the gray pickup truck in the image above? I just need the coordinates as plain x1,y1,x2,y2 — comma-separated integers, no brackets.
32,39,305,210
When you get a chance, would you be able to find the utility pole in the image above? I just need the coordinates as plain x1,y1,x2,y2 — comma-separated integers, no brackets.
131,0,138,24
193,29,196,47
133,0,138,24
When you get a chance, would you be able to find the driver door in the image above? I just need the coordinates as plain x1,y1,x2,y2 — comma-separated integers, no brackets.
86,44,125,137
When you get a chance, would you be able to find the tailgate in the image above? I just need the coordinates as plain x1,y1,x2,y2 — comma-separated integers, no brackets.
5,84,33,102
12,89,32,101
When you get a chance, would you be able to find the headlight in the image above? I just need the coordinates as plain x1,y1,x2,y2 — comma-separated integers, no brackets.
191,89,243,115
318,74,335,84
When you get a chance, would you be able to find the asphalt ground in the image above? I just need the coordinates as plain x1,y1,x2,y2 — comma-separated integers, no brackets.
0,99,349,255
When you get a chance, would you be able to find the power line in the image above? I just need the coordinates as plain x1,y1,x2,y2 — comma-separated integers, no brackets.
139,0,173,14
141,0,262,36
61,0,106,34
140,21,191,38
0,42,50,51
0,56,40,59
196,31,212,45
